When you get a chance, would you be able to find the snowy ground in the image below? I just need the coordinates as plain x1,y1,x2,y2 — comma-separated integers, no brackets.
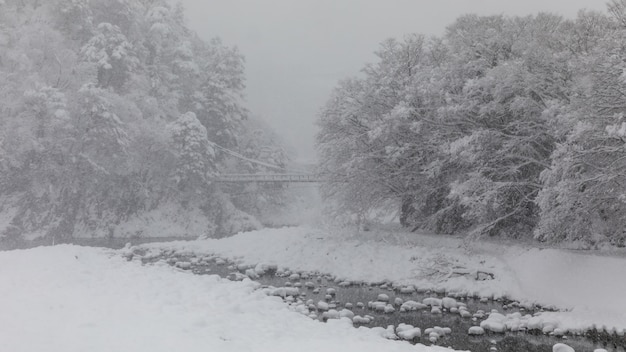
141,226,626,336
3,226,625,352
0,244,453,352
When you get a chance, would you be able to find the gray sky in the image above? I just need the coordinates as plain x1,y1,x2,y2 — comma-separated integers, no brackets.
181,0,608,162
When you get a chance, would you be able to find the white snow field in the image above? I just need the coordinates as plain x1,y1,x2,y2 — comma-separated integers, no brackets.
0,244,453,352
142,226,626,336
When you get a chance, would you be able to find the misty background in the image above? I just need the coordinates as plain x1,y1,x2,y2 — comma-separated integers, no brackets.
181,0,606,162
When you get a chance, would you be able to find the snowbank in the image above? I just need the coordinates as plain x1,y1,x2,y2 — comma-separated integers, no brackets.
144,226,626,334
0,245,453,352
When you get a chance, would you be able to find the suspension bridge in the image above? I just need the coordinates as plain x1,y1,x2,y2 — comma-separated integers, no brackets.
213,173,322,183
209,141,323,184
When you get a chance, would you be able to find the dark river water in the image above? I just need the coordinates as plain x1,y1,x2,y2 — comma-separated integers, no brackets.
137,249,626,352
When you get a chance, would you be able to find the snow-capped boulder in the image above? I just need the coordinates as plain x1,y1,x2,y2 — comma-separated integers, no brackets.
322,309,340,320
245,268,259,279
460,310,472,318
480,315,506,333
399,286,416,294
553,343,575,352
468,326,485,335
370,324,397,339
339,309,354,319
442,297,458,309
253,263,267,275
175,261,191,269
423,297,442,307
271,287,300,298
400,300,428,311
384,304,395,314
317,301,329,311
397,324,421,340
352,315,371,324
377,293,390,302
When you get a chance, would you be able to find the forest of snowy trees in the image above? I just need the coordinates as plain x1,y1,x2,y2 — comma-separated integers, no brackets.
0,0,289,243
317,1,626,246
4,0,626,248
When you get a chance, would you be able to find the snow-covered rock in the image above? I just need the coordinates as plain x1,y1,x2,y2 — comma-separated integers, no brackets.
271,287,300,298
352,315,372,324
396,324,421,340
377,293,390,302
442,297,458,309
459,310,472,318
369,325,397,340
553,343,575,352
400,300,428,311
245,268,259,279
175,261,191,269
322,309,340,320
317,301,329,311
253,263,268,275
468,326,485,335
339,309,354,319
423,297,442,307
384,304,395,314
399,286,416,294
480,312,506,333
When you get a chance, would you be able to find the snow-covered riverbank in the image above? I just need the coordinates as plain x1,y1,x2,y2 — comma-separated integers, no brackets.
142,226,626,336
3,226,625,352
0,244,452,352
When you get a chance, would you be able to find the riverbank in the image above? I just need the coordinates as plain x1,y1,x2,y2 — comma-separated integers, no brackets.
140,226,626,336
0,244,452,352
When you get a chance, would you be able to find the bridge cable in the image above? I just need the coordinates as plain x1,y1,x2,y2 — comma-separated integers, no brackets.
208,141,309,174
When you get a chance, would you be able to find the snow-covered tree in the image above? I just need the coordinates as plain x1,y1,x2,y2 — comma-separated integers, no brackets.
317,11,622,242
169,112,216,193
0,0,259,241
80,22,139,89
535,21,626,246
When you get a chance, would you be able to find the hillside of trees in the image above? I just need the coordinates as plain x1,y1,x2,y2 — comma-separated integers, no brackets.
317,1,626,247
0,0,288,244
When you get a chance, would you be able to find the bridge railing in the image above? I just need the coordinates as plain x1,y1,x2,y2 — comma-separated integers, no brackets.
213,173,323,183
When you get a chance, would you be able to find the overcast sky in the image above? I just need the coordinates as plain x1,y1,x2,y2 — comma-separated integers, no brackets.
180,0,608,162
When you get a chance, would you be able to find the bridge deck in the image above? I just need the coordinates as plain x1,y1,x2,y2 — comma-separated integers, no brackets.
213,173,322,183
